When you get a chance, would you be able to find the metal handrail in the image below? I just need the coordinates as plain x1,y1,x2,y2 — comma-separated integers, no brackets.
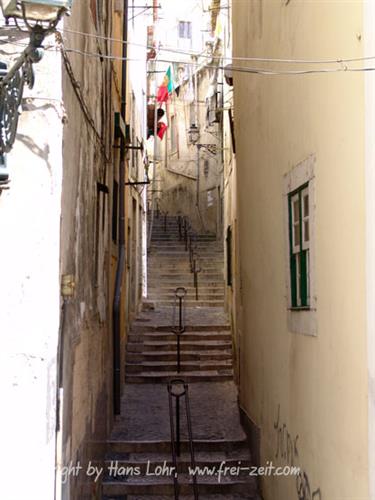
189,232,197,272
184,220,189,251
163,210,169,232
178,215,183,240
172,287,186,373
167,380,199,500
193,258,202,301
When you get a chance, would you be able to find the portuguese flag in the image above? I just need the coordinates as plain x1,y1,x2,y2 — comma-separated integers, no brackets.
157,66,173,103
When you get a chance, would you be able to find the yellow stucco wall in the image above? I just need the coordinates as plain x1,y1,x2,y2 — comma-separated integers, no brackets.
233,1,369,499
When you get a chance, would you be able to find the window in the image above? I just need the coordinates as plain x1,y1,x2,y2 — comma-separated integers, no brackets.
283,155,316,336
178,21,192,49
178,21,192,39
226,226,233,287
289,184,310,308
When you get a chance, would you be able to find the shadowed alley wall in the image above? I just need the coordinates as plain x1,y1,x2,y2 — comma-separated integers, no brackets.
233,1,369,499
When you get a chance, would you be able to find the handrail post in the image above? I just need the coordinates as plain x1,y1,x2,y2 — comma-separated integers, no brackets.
168,382,182,500
184,225,188,251
168,380,186,459
168,381,199,500
172,287,186,374
190,244,194,272
193,260,201,301
164,211,168,233
178,215,182,240
185,386,199,500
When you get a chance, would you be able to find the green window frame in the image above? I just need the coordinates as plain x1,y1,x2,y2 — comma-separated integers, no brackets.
226,225,232,287
288,183,310,309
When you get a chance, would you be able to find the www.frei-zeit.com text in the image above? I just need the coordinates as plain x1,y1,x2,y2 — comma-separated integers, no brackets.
59,460,300,484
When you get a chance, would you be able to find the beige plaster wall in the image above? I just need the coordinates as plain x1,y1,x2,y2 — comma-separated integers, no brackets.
233,1,369,499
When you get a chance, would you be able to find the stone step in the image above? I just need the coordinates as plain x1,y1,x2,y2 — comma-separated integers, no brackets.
127,340,232,353
147,295,224,301
147,264,224,270
149,261,223,267
105,493,260,500
150,256,222,260
145,294,225,301
145,286,225,292
151,231,217,236
148,260,224,266
106,439,249,454
126,360,233,374
149,271,223,278
105,448,251,463
147,264,223,271
147,290,224,296
150,251,223,256
151,237,218,242
153,301,224,308
125,371,233,383
126,350,233,363
128,331,232,342
147,285,224,290
102,474,257,496
150,242,222,247
148,281,224,292
148,280,224,286
148,276,223,282
131,324,230,333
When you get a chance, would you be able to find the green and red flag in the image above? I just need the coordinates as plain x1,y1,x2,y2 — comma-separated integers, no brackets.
157,66,173,103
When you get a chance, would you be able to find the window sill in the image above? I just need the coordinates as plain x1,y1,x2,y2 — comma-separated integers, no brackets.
287,307,317,336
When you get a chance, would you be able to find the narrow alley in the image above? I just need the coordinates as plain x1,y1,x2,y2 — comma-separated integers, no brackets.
2,1,375,500
102,214,260,498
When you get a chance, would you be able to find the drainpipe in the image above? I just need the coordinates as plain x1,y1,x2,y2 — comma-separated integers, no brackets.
113,0,128,416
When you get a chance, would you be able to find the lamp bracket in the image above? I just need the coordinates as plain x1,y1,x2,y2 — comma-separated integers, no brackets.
0,21,55,154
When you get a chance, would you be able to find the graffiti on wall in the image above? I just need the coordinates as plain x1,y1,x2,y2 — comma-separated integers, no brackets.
274,405,322,500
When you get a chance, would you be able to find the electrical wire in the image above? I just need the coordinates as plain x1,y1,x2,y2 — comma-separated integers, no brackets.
56,29,375,66
129,7,150,22
54,45,375,76
57,26,375,66
1,34,373,77
1,23,372,67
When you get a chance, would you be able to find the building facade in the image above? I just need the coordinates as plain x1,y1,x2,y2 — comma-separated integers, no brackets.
146,0,223,236
0,1,133,499
232,1,374,499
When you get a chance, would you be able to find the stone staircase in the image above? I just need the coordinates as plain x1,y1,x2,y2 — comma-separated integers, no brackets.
102,214,261,500
125,316,233,384
147,215,225,308
102,441,258,498
102,382,261,500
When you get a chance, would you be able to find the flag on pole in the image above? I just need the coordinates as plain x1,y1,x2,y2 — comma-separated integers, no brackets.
157,66,173,103
157,122,168,140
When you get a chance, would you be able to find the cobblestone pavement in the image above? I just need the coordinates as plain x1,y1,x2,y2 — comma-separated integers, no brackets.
110,381,245,442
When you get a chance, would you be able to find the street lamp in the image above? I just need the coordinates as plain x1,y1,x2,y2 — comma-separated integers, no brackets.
187,124,217,207
188,123,199,145
1,0,71,21
0,0,73,187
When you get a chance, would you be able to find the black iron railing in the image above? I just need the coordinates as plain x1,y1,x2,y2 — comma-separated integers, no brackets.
172,287,187,373
192,258,202,301
168,379,199,500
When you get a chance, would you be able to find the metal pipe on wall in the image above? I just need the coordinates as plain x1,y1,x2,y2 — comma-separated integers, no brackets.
113,0,129,416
